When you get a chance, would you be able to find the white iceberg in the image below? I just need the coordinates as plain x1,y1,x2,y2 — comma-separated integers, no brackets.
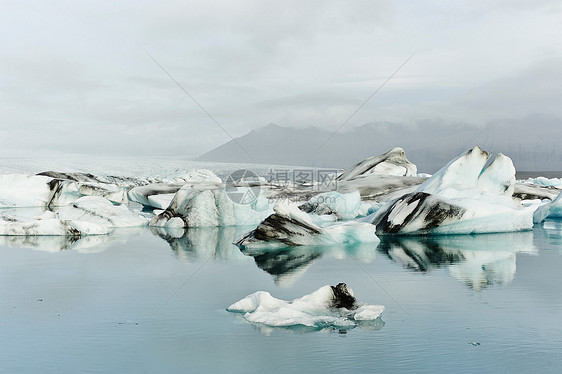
127,184,183,208
0,169,222,209
0,196,147,238
513,182,560,202
227,283,384,328
0,174,54,208
235,202,379,249
520,176,562,189
149,183,273,228
372,147,537,234
299,191,363,220
338,147,417,180
0,211,98,236
533,192,562,222
0,172,128,208
57,196,148,229
127,169,222,209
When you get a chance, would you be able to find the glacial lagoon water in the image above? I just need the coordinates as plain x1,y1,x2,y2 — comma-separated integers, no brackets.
1,158,561,373
1,220,561,373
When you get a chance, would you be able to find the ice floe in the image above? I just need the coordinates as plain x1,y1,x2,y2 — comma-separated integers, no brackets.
227,283,384,329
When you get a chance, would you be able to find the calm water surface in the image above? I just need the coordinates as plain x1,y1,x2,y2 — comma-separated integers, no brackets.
1,219,561,373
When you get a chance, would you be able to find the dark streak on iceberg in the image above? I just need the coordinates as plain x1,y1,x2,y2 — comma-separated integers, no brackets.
236,211,322,247
330,283,357,310
373,192,466,235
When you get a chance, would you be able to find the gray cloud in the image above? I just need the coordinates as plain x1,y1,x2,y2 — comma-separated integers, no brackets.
0,0,561,160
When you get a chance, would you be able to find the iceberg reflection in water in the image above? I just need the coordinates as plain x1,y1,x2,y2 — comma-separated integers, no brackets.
534,219,562,247
3,221,546,294
0,220,548,294
377,231,537,291
240,243,377,287
0,227,144,253
150,226,248,262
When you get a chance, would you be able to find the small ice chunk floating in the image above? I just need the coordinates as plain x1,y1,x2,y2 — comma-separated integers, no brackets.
227,283,384,329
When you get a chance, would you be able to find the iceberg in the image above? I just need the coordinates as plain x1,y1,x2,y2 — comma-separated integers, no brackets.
338,147,417,180
149,184,273,228
227,283,384,329
235,202,379,249
0,211,96,237
0,196,147,238
127,184,184,209
336,174,427,202
520,176,562,189
533,192,562,222
298,191,363,220
0,169,222,209
513,182,560,202
127,169,222,209
372,147,537,234
0,172,130,208
57,196,148,229
0,174,56,208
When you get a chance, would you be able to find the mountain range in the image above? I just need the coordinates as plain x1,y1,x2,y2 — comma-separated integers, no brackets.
197,117,562,173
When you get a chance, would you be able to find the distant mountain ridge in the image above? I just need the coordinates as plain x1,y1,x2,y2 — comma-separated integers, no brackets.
197,118,562,173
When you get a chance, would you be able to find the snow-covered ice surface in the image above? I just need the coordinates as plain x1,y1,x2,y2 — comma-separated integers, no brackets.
227,283,384,330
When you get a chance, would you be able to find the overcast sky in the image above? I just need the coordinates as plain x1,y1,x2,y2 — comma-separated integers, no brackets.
1,0,561,159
